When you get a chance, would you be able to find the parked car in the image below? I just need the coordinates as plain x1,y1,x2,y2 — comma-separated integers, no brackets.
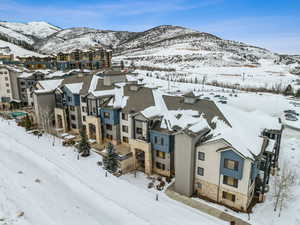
204,97,210,100
218,100,227,104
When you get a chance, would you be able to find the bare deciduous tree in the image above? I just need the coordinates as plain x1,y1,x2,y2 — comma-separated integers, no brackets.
273,162,296,217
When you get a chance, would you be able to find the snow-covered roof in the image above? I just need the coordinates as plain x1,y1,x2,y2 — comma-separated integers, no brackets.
19,72,33,78
211,105,281,159
64,82,83,94
46,70,66,78
35,79,63,93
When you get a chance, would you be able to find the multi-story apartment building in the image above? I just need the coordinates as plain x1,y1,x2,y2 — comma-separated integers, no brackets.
54,75,94,134
172,93,282,212
32,71,282,212
0,65,22,106
18,48,112,71
18,56,56,70
18,71,46,106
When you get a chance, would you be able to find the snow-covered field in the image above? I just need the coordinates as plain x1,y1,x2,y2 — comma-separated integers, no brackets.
0,119,225,225
133,65,298,91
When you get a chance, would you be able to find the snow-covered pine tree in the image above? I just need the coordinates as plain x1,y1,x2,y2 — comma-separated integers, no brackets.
103,142,118,173
283,84,294,96
78,128,90,157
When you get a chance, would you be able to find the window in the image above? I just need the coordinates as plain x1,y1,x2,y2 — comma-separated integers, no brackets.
81,97,86,103
82,106,86,112
197,167,204,176
82,125,86,133
122,113,128,120
68,96,72,102
198,152,205,161
136,127,142,134
5,77,8,81
70,106,75,111
6,89,10,93
156,151,166,159
104,112,110,119
156,162,165,170
196,183,202,189
71,123,77,129
82,116,86,122
222,191,236,202
122,125,128,133
20,81,25,85
160,138,164,146
224,159,239,171
154,136,158,144
6,83,9,87
70,115,76,121
106,124,112,130
21,88,26,92
106,134,113,140
122,136,129,143
223,175,238,188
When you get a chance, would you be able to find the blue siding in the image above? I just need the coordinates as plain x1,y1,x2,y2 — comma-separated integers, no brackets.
220,150,244,180
100,108,120,125
251,161,259,180
62,86,80,106
150,130,173,153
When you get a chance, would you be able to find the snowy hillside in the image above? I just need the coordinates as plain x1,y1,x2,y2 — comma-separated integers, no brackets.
0,40,45,57
37,27,135,54
0,21,61,51
38,25,288,68
0,21,61,39
1,21,300,69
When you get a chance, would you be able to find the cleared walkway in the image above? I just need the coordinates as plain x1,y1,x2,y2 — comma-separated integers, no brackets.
165,185,251,225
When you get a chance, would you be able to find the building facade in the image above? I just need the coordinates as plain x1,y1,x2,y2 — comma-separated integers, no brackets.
0,65,22,105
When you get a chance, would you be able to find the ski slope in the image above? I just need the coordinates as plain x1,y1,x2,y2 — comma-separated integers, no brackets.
0,40,45,57
0,120,224,225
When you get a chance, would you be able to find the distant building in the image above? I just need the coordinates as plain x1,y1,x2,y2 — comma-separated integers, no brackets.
0,65,22,105
18,48,112,71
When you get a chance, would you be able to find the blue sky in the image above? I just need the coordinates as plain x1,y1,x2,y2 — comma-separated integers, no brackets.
1,0,300,54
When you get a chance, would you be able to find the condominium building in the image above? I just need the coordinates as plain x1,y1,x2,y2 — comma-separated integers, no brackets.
18,48,112,71
32,72,282,212
0,65,22,105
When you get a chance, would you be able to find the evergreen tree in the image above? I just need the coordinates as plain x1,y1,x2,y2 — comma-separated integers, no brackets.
103,142,119,173
295,89,300,98
120,60,125,70
283,84,294,96
78,128,90,157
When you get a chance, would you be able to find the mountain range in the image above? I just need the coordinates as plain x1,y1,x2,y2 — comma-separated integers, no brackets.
0,21,300,70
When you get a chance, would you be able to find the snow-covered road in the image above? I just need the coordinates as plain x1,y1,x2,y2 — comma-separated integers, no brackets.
0,120,224,225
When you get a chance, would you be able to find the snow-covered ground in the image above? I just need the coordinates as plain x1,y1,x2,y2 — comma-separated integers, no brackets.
0,119,225,225
133,66,298,91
